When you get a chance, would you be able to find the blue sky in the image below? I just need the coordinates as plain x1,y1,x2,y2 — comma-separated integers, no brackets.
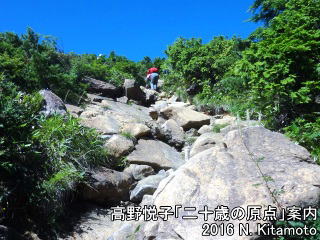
1,0,260,61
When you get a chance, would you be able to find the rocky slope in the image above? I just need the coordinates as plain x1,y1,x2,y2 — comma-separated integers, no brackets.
39,78,320,240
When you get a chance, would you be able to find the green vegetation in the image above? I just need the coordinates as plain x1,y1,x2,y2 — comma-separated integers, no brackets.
276,210,320,240
284,118,320,163
0,0,319,238
117,156,129,168
0,28,86,104
163,36,249,97
0,28,165,104
0,28,164,233
0,78,108,233
163,0,320,162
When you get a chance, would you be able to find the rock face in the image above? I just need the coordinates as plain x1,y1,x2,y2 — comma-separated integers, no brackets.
127,139,184,170
130,170,168,203
190,132,223,157
104,135,135,158
124,164,155,181
121,123,151,139
160,106,210,130
160,119,185,149
81,167,133,204
39,90,67,116
123,79,145,102
83,77,123,98
110,126,320,240
98,98,152,124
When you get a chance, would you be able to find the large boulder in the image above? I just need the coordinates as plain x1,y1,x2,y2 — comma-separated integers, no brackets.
141,87,158,105
123,79,145,102
109,126,320,239
83,77,123,98
160,119,185,149
190,132,223,157
130,170,168,203
81,115,120,135
121,123,151,139
98,98,152,125
104,135,135,158
39,90,67,116
124,164,155,181
127,139,184,170
81,167,133,204
160,106,210,130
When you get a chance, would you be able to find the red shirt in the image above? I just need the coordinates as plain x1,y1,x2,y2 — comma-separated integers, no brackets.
147,67,158,74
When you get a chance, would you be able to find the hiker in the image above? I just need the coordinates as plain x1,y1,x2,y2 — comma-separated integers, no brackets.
146,67,159,90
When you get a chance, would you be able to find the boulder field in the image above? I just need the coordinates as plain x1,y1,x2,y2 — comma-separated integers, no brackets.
39,78,320,240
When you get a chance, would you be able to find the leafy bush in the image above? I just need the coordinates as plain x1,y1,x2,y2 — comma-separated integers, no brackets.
284,117,320,163
32,115,108,225
231,0,320,129
276,210,320,240
0,28,159,104
0,79,45,228
70,51,147,87
0,79,108,232
0,28,87,103
163,36,249,96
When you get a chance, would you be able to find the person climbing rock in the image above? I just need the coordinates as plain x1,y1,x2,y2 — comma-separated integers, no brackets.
146,67,159,90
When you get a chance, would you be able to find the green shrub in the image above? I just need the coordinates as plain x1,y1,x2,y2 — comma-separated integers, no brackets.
32,114,109,224
163,36,249,95
70,52,145,87
284,117,320,163
0,79,108,232
276,210,320,240
33,115,108,169
231,0,320,129
117,157,129,168
0,28,87,104
0,79,45,228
